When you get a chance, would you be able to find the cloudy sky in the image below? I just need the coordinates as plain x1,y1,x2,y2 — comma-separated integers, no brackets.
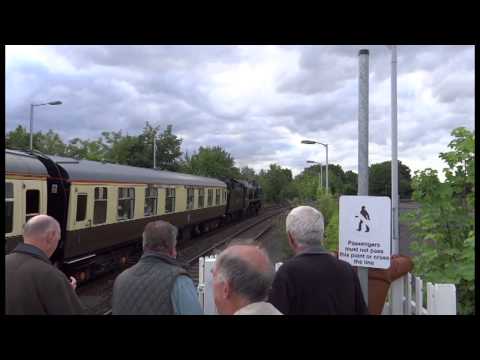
5,45,475,179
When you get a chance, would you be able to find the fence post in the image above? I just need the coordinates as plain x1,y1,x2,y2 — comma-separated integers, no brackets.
198,256,205,309
405,273,412,315
203,256,218,315
391,277,405,314
433,284,457,315
427,282,435,314
415,276,423,315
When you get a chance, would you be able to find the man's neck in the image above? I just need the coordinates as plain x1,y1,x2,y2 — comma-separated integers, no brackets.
229,296,252,315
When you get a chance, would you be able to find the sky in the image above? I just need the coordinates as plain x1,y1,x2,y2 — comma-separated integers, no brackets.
5,45,475,180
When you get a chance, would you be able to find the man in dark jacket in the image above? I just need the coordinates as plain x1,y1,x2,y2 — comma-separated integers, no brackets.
268,206,368,315
5,215,84,315
112,220,203,315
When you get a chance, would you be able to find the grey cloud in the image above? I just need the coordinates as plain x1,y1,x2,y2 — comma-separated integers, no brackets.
5,45,475,180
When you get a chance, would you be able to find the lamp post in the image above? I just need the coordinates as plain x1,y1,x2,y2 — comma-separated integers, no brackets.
307,160,323,193
30,101,62,151
302,140,329,194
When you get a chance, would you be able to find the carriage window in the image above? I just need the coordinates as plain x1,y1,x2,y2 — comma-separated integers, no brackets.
26,189,40,222
94,187,108,225
6,183,14,233
76,194,88,222
198,188,204,208
186,188,194,210
207,189,213,207
165,188,176,213
118,187,135,221
215,189,220,206
144,186,158,217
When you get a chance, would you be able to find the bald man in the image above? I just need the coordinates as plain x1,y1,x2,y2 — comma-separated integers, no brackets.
6,215,84,315
212,244,282,315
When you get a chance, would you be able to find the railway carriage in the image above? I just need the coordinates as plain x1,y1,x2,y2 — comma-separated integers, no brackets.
5,150,50,253
5,149,228,281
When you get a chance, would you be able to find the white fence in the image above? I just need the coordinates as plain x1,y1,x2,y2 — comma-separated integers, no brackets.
197,258,456,315
382,273,457,315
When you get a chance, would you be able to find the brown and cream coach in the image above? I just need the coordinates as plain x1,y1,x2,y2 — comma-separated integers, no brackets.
5,149,262,282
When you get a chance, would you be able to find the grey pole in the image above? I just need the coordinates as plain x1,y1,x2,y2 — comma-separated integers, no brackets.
389,45,403,314
29,104,34,151
320,162,323,191
153,130,156,169
324,144,329,194
391,45,399,256
357,48,370,305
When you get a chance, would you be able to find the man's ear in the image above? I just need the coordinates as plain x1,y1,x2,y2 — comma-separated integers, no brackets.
287,232,296,250
223,279,231,299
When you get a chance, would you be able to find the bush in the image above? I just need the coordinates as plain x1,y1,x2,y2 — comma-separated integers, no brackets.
405,127,475,315
316,190,339,251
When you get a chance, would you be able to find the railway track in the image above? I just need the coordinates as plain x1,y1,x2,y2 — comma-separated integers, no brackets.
78,204,289,315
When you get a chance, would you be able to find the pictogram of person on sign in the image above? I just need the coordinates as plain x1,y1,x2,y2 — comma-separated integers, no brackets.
355,205,371,232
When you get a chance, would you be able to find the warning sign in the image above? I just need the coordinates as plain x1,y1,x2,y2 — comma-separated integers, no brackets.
339,196,391,269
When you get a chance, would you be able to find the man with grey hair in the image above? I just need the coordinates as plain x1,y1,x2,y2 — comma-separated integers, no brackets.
268,206,368,315
112,220,202,315
6,215,84,314
213,244,282,315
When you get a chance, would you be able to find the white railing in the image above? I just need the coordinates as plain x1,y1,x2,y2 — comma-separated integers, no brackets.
382,272,457,315
198,259,456,315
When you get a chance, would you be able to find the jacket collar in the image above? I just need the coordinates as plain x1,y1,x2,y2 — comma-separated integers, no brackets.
141,250,184,268
12,243,51,264
295,245,330,257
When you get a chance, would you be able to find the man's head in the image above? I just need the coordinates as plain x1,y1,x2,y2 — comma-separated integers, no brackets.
212,244,274,315
142,220,178,258
23,215,61,258
286,206,325,253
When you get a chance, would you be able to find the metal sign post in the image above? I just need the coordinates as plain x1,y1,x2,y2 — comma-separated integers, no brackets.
357,49,370,304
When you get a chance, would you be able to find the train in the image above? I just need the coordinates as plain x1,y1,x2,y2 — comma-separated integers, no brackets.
5,149,262,282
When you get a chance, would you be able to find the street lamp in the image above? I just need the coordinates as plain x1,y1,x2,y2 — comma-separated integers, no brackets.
30,101,62,151
302,140,329,194
307,160,323,192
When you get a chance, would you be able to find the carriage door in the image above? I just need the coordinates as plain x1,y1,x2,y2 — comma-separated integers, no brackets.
71,184,94,231
23,179,47,225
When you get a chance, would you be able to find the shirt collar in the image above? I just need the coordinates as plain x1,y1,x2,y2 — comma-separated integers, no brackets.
12,243,51,264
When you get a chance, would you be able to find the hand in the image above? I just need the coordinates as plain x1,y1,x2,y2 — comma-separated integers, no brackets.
69,276,77,290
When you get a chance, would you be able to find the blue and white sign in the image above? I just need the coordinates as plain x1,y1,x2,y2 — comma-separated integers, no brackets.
339,195,391,269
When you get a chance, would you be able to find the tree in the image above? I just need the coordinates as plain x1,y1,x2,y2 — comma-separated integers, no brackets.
369,160,413,198
6,125,30,150
239,166,257,181
6,126,67,156
404,127,475,314
258,164,294,203
343,170,358,195
155,124,183,171
183,146,241,179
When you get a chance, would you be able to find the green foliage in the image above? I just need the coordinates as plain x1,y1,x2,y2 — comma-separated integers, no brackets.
6,125,30,150
182,146,241,179
155,124,183,171
406,127,475,315
316,191,339,251
369,160,413,198
239,166,257,181
257,164,294,203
